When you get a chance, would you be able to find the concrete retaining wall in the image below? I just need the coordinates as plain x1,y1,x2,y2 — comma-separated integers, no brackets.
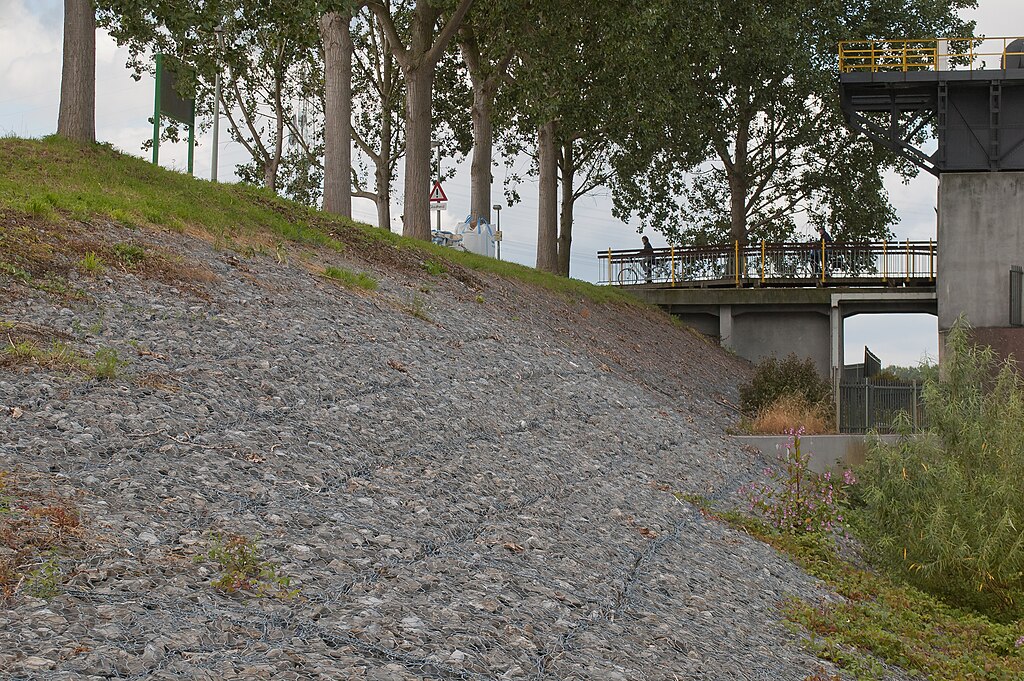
734,434,899,474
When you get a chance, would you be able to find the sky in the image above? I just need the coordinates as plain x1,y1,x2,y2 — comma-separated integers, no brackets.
0,0,1018,366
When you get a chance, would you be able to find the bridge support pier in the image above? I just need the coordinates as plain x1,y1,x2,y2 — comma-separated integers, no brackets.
938,172,1024,358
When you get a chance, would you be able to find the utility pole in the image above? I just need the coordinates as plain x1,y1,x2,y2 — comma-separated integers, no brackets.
493,204,502,260
211,24,223,182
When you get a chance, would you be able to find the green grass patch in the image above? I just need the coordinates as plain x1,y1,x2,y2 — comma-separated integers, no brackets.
688,497,1024,680
322,266,377,291
422,258,447,276
79,251,104,273
112,242,146,267
0,136,643,309
0,136,347,252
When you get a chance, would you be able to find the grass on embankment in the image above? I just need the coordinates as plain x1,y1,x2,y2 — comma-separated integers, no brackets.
685,497,1024,680
0,136,634,307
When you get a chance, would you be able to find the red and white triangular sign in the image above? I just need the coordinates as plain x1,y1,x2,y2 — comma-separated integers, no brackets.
429,181,448,202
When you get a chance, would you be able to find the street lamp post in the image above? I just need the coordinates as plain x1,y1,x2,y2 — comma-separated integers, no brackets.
492,204,502,260
431,140,441,234
211,24,223,182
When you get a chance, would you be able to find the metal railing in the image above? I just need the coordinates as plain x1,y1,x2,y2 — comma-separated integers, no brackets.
598,240,936,288
838,36,1024,73
839,380,925,434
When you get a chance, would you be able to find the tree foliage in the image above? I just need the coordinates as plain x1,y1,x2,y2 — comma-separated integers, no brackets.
610,0,976,246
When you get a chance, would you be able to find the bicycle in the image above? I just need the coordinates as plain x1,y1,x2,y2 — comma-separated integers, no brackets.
616,256,671,285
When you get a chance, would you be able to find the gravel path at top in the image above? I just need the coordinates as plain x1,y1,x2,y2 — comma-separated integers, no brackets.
0,222,855,680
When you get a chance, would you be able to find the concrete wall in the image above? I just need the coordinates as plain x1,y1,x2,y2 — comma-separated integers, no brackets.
938,172,1024,330
735,434,899,474
726,309,832,377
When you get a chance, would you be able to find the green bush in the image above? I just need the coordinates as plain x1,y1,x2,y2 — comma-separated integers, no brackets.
739,354,832,417
859,319,1024,619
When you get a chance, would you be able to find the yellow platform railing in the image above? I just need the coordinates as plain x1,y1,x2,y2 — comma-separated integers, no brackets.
839,36,1024,73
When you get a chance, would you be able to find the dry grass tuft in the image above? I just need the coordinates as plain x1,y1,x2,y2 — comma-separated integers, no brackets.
0,470,84,602
749,393,834,435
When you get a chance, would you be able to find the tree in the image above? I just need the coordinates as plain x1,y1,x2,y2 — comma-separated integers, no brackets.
366,0,475,241
610,0,976,247
457,7,516,224
497,0,626,275
57,0,96,143
350,6,406,228
320,6,357,217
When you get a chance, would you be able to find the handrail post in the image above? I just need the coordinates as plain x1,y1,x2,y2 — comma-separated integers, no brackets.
883,240,888,281
820,238,826,284
734,240,740,287
905,239,910,281
607,247,612,284
929,238,934,280
670,246,676,287
760,240,765,284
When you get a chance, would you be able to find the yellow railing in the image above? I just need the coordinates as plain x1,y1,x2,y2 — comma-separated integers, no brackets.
839,36,1024,73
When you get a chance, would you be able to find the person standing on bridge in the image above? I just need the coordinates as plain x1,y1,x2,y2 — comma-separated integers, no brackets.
640,235,655,283
813,225,833,275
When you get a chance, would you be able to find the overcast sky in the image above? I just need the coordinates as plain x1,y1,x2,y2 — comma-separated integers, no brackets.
1,0,1018,366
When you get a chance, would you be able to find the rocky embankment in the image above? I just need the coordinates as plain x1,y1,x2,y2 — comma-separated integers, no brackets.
1,218,845,680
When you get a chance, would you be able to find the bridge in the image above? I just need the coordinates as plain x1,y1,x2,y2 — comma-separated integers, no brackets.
597,241,938,386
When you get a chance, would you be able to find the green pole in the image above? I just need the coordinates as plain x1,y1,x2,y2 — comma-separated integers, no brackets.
187,100,195,175
152,53,162,166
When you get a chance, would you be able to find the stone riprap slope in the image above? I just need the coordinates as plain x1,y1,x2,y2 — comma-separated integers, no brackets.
2,220,846,680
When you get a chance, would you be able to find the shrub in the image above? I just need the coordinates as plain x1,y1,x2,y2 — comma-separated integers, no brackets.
742,429,856,536
197,534,297,598
740,354,831,418
748,393,833,434
859,318,1024,618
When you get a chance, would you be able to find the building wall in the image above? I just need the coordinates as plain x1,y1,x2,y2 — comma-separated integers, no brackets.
938,172,1024,330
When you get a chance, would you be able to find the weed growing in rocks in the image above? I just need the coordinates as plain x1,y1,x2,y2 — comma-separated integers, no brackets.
322,266,377,291
406,294,431,322
112,242,146,268
92,347,124,379
79,251,104,274
196,534,298,599
422,259,447,276
741,429,856,536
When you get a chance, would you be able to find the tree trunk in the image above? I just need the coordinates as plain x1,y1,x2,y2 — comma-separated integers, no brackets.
57,0,96,143
376,115,393,229
320,11,353,218
265,69,284,193
402,65,434,240
469,86,493,224
536,120,559,273
728,104,751,246
557,140,575,278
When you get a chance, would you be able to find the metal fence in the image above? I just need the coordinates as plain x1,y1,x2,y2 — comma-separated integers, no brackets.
1011,266,1023,327
598,240,936,288
839,380,925,434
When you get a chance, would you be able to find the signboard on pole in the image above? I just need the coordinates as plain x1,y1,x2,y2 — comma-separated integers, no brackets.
429,181,448,203
430,202,447,211
152,53,196,175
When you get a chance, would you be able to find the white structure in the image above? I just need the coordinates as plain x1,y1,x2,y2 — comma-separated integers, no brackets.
454,215,496,258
